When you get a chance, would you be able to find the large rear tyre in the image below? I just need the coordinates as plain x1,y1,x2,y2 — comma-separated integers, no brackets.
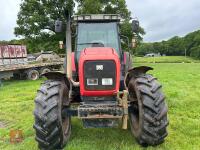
128,74,168,146
33,80,71,150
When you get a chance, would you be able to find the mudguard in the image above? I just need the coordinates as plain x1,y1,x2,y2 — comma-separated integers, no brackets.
124,66,153,89
42,71,70,89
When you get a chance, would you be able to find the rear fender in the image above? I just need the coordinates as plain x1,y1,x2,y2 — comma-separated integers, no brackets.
124,66,153,89
42,72,70,89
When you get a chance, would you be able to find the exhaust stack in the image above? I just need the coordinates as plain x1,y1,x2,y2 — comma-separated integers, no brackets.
66,12,72,79
65,12,80,87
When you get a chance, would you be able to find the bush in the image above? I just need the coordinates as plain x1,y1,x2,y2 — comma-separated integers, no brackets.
190,46,200,59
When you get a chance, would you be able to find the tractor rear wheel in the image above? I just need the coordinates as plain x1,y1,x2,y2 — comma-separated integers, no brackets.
33,80,71,150
128,74,168,146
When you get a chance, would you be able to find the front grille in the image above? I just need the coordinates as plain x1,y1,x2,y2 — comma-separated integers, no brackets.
84,60,116,90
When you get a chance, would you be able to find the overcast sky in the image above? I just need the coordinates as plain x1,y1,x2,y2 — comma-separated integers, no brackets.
0,0,200,42
0,0,21,41
127,0,200,42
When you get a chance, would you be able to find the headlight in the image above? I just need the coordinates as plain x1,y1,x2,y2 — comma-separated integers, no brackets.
87,78,98,85
102,78,113,86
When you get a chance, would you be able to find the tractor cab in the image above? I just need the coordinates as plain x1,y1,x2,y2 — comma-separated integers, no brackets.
74,15,122,56
73,15,123,70
72,14,133,91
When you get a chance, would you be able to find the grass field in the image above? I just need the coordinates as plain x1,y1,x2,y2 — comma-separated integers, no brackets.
0,63,200,150
134,56,200,63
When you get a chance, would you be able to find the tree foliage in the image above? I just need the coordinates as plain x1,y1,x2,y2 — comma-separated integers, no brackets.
136,30,200,59
76,0,130,19
15,0,74,37
14,0,76,53
14,0,144,53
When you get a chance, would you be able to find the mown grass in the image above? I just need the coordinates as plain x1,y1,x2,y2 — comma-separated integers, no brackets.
134,56,200,63
0,63,200,150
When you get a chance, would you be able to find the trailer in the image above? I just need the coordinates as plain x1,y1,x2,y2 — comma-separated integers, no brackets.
0,45,63,84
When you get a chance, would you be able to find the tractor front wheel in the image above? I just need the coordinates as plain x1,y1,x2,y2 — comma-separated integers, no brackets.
128,74,168,146
33,80,71,150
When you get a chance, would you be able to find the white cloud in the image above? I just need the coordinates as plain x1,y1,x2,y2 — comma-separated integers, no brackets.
0,0,21,40
126,0,200,42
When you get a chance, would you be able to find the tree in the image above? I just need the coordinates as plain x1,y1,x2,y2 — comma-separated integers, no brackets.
14,0,75,53
15,0,144,53
15,0,74,38
76,0,131,19
190,46,200,59
135,29,200,59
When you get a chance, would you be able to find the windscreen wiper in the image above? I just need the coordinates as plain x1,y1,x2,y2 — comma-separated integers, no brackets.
77,42,103,45
77,42,105,47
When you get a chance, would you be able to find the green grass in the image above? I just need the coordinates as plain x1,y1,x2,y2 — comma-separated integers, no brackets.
0,63,200,150
134,56,200,63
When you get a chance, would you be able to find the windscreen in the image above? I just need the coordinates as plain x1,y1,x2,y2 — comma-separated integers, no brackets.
77,22,120,54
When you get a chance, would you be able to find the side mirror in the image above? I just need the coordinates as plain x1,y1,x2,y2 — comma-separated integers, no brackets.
55,19,63,33
59,41,64,49
132,20,140,33
131,38,137,48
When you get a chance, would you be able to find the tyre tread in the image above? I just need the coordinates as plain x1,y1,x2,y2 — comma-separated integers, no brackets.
34,80,71,150
129,74,168,146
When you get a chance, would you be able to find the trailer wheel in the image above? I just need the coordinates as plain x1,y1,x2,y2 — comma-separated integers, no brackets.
33,80,71,150
27,69,39,80
128,74,168,146
40,68,51,75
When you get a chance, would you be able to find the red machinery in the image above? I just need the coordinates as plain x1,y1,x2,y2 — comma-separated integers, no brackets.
33,14,168,150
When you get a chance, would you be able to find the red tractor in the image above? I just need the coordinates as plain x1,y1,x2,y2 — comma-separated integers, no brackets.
33,13,168,150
